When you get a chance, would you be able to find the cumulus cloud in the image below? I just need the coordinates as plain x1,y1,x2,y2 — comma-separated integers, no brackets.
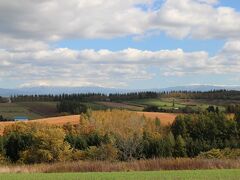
0,40,240,87
0,0,240,41
0,0,151,41
151,0,240,39
0,0,240,87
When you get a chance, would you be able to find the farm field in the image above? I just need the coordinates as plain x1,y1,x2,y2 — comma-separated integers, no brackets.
124,98,226,112
124,98,185,109
177,98,240,106
17,102,58,117
96,101,144,111
0,169,240,180
81,102,109,110
0,103,42,120
0,101,113,121
0,115,80,135
137,111,177,125
31,115,80,126
176,99,226,111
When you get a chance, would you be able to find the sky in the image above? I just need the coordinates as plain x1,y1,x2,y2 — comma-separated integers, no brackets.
0,0,240,89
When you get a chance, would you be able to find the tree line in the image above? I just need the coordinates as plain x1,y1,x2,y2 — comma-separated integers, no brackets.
10,90,240,102
57,100,88,114
143,105,221,114
0,109,240,164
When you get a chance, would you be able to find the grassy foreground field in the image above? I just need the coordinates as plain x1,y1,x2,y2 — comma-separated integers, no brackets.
1,169,240,180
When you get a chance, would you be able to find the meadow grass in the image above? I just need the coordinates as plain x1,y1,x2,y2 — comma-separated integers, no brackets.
1,158,239,173
0,169,240,180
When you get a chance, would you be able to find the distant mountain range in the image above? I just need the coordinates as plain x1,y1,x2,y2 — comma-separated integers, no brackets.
0,85,240,96
160,85,240,92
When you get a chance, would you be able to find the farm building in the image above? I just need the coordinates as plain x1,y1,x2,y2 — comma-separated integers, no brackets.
14,116,29,121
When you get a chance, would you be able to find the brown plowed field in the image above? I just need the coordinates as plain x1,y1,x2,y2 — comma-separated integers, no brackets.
137,112,177,126
0,115,80,135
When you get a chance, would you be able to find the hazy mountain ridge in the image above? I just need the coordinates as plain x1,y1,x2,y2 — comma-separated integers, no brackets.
160,85,240,92
0,85,240,96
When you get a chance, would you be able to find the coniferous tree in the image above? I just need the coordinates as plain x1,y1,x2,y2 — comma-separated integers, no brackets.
174,135,187,157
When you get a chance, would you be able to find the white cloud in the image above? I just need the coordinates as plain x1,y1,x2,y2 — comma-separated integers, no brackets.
151,0,240,39
0,40,240,87
222,40,240,53
0,0,240,41
0,0,240,87
0,0,151,41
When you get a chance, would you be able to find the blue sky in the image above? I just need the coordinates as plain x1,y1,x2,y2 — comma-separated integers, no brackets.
56,34,224,55
220,0,240,9
56,0,240,53
0,0,240,89
56,0,240,54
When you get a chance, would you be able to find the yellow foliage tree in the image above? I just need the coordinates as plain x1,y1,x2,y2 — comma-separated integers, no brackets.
10,124,73,164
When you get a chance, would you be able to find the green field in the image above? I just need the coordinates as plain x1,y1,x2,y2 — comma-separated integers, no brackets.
0,169,240,180
0,101,108,120
0,102,60,120
95,101,144,111
124,98,186,109
0,103,42,120
123,98,226,111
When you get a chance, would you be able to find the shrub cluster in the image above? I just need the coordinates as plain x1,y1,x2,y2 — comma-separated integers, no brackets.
198,148,240,159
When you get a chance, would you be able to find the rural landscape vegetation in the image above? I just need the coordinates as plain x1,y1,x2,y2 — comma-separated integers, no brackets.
0,91,240,179
1,0,240,179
